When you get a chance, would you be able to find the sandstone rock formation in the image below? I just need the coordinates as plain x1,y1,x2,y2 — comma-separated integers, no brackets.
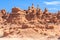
7,7,27,24
0,4,60,40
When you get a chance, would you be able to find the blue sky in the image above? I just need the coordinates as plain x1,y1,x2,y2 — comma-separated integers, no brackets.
0,0,60,13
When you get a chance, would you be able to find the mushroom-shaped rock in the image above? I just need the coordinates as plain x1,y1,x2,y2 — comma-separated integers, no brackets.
1,9,6,15
43,8,49,14
31,4,34,9
37,9,43,15
28,6,32,13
